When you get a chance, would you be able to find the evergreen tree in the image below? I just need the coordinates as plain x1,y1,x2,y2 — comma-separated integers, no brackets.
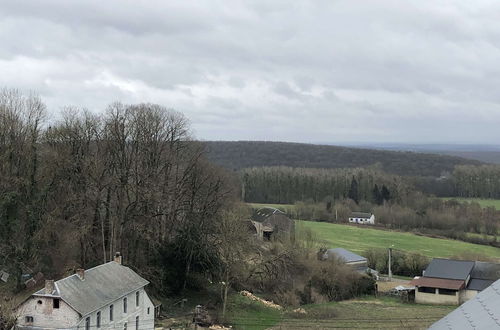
348,176,359,204
372,184,383,205
381,185,391,202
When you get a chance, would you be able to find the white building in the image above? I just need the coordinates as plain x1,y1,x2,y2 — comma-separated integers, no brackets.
15,253,155,330
348,212,375,225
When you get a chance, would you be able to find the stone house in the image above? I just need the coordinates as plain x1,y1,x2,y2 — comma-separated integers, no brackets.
248,207,295,241
411,258,500,305
15,253,155,329
348,212,375,225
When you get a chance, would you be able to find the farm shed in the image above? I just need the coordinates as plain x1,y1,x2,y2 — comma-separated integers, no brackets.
322,248,378,278
411,258,500,305
248,207,294,241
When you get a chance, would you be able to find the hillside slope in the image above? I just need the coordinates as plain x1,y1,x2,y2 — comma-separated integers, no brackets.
203,141,480,177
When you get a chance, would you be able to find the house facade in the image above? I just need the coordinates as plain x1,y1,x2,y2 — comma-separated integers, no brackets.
15,254,155,330
348,212,375,225
411,258,500,305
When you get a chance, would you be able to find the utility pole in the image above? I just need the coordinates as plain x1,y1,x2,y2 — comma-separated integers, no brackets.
388,246,393,281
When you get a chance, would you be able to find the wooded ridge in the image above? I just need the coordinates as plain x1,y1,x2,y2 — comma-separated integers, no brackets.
203,141,481,177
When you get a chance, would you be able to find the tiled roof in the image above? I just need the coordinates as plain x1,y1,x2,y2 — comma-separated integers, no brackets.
349,212,371,218
429,279,500,330
34,261,148,316
410,277,466,290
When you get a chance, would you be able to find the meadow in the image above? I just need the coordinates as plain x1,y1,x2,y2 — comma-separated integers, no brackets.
298,221,500,260
439,197,500,210
226,294,454,330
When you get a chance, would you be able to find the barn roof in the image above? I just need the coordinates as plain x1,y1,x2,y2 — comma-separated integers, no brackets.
252,207,286,222
429,279,500,330
423,259,475,281
410,277,466,290
324,248,367,264
34,261,148,316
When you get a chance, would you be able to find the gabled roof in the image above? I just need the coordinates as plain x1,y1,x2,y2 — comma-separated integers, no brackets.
34,261,148,316
423,259,475,281
324,248,367,264
429,279,500,330
349,212,371,218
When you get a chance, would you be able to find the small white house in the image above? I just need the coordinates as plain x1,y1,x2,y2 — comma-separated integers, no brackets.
348,212,375,225
15,253,155,330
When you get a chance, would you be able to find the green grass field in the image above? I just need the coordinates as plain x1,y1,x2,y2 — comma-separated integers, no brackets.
439,197,500,210
278,296,454,329
227,294,453,329
298,221,500,260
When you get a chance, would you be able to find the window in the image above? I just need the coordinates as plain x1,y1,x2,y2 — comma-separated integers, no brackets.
25,316,34,323
37,300,42,305
135,316,139,330
439,288,457,296
418,286,436,294
96,311,101,328
123,322,127,329
110,304,114,321
147,307,150,314
123,297,127,313
85,317,90,330
136,291,140,307
53,298,60,309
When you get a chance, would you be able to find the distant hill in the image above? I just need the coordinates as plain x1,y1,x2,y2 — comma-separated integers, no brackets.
350,143,500,164
203,141,481,177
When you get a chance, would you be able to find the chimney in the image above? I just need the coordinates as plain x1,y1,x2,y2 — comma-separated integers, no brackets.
45,280,55,294
114,252,122,265
76,268,85,280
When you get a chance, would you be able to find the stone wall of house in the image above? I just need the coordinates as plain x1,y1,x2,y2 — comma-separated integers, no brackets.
16,296,80,328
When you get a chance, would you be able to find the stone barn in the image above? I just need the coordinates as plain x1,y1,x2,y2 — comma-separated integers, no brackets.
248,207,295,241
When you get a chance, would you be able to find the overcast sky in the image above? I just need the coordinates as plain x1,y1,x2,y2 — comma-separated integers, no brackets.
1,1,500,144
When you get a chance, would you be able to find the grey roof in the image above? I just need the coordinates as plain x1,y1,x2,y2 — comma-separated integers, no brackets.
470,261,500,281
34,261,148,316
467,278,495,291
429,279,500,330
324,248,367,263
424,258,475,280
349,212,371,218
252,207,286,222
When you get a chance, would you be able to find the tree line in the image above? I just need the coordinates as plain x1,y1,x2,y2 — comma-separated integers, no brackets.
241,166,408,205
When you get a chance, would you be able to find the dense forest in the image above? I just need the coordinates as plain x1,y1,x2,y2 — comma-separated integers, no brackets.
204,141,481,177
0,89,239,296
242,166,406,204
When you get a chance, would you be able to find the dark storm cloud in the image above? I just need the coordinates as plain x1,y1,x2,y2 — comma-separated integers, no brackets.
1,0,500,143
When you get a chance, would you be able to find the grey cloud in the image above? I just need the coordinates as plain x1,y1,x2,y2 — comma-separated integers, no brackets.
1,0,500,143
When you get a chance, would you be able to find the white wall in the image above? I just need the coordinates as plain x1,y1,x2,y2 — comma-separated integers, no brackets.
348,215,375,225
16,296,80,329
75,288,155,330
